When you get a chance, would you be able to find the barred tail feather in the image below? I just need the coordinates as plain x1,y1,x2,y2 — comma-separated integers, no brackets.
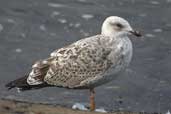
5,58,53,91
5,75,51,91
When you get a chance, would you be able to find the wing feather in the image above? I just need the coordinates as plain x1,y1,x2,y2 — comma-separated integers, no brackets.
27,57,53,85
44,35,113,88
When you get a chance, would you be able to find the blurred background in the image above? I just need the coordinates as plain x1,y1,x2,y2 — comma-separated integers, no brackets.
0,0,171,113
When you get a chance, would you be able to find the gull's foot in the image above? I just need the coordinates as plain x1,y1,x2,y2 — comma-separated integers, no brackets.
72,103,107,113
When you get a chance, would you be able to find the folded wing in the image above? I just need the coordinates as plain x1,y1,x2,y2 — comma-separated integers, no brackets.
44,35,113,88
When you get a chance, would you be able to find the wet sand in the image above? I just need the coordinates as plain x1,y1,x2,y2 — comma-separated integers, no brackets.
0,99,158,114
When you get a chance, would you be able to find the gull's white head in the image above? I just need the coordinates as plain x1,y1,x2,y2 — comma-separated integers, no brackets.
101,16,141,37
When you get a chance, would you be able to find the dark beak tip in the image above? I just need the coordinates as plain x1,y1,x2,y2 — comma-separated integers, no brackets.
135,31,142,37
130,30,142,37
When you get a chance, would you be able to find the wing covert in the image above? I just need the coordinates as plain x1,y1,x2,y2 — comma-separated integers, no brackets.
44,36,113,88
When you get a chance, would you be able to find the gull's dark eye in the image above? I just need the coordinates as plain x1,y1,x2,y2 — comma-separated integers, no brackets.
115,23,123,28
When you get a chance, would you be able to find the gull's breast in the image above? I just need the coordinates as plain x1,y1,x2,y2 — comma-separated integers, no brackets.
87,36,133,88
119,37,133,68
96,37,133,85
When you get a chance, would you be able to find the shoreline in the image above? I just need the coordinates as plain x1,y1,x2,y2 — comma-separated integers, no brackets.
0,98,159,114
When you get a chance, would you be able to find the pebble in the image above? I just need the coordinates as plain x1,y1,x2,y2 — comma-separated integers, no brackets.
145,33,155,38
50,32,56,36
21,33,26,38
139,13,147,17
58,18,67,24
105,86,120,89
48,3,65,8
77,0,87,2
51,11,60,17
150,1,160,5
72,103,88,110
81,14,94,20
72,103,107,113
69,23,81,28
15,48,22,53
159,80,166,84
74,23,81,28
166,23,171,27
167,0,171,3
40,25,46,31
0,24,3,32
153,28,162,33
7,19,15,23
95,108,107,113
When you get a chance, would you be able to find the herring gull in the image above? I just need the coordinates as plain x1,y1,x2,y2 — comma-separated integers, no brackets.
6,16,141,111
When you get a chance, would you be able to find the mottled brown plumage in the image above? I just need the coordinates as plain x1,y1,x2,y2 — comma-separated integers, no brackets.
44,35,113,88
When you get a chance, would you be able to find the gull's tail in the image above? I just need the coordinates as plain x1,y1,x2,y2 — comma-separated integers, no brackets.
5,58,53,91
5,75,29,90
5,75,51,91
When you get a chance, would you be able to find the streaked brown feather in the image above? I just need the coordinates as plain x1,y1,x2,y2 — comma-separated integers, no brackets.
27,57,53,85
44,35,113,88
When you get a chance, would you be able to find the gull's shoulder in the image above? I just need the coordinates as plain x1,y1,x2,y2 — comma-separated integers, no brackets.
50,34,105,57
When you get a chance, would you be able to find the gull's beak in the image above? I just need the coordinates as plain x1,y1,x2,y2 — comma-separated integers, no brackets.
129,30,142,37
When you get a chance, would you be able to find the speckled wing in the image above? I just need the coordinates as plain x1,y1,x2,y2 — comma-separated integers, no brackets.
27,57,53,85
44,35,113,88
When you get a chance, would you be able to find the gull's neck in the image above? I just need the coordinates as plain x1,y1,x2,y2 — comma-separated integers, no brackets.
100,31,129,48
101,31,128,41
101,27,115,38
